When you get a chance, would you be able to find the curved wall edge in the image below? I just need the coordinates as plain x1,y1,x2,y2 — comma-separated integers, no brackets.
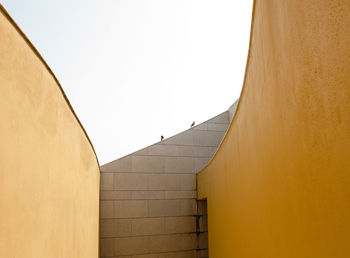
0,4,100,167
0,4,100,258
198,0,350,257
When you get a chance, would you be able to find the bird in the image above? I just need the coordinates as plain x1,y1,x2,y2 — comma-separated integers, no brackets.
161,135,164,141
191,121,195,127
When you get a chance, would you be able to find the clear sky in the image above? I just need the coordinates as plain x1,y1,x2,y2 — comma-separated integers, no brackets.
1,0,253,164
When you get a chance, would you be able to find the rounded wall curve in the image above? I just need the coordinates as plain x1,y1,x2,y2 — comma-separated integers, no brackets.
0,5,100,258
198,0,350,257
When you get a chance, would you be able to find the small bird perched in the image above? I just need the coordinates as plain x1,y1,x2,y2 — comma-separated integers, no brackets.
191,121,195,127
161,135,164,141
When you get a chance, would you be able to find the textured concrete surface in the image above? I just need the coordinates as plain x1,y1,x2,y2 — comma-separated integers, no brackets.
0,5,100,258
198,0,350,257
100,111,231,257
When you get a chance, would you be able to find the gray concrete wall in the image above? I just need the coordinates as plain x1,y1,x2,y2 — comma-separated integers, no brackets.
100,110,231,258
228,99,239,122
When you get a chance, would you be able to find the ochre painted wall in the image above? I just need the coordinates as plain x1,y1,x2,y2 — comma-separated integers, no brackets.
198,0,350,257
0,6,100,258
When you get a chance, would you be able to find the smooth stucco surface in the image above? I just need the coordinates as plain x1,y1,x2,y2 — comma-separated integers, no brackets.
198,0,350,257
0,5,100,258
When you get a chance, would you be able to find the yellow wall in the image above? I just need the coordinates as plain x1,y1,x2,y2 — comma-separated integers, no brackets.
0,5,100,258
198,0,350,257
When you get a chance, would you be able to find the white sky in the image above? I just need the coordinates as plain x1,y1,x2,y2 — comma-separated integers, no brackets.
1,0,253,164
